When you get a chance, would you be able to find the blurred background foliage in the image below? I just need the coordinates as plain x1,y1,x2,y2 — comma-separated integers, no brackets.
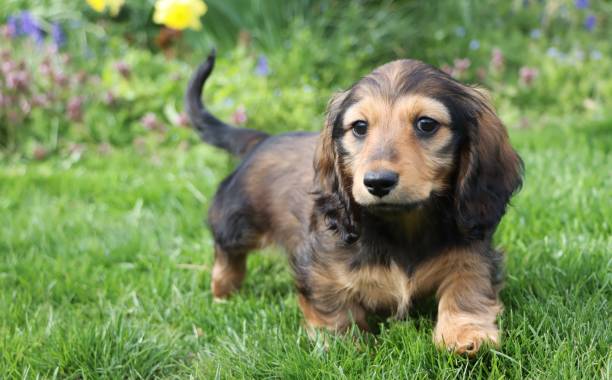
0,0,610,157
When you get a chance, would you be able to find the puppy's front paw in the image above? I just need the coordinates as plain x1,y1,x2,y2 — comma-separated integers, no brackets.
433,322,499,356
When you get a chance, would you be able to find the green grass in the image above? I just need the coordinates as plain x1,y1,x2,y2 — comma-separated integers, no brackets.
0,119,610,379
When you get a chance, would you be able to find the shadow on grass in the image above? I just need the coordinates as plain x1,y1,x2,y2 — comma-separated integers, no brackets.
238,250,295,299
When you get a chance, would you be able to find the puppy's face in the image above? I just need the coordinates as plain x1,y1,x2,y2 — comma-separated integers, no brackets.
334,61,464,211
315,59,522,240
342,92,455,209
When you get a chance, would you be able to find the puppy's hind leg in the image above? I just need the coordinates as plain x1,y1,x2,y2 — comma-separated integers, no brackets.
209,204,267,299
211,244,248,299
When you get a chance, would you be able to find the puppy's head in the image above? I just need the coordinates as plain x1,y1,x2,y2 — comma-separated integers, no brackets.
314,60,522,242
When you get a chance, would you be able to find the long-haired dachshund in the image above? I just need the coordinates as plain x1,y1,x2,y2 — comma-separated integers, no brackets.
185,51,523,355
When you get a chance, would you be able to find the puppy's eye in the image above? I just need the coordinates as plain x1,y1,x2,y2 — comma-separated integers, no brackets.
415,117,440,135
351,120,368,138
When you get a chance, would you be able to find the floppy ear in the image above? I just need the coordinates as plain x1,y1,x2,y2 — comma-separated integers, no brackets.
312,91,360,244
455,89,523,240
313,92,345,193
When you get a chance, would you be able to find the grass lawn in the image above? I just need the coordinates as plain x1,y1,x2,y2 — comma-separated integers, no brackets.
0,119,610,378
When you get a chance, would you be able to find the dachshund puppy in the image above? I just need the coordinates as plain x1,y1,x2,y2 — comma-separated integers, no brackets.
185,51,523,355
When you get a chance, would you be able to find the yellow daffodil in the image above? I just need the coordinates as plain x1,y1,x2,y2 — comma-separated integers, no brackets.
153,0,208,31
86,0,105,13
86,0,125,16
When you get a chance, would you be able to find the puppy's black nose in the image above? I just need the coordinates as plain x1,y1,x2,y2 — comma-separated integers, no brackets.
363,170,399,197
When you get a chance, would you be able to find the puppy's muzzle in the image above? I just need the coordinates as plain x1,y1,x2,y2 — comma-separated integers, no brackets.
363,170,399,198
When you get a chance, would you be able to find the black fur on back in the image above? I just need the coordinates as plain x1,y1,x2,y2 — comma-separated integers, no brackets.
185,50,269,158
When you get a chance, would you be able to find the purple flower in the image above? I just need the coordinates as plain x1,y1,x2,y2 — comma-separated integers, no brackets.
177,112,190,127
33,145,48,160
519,66,539,86
40,60,52,77
141,113,158,129
476,67,487,82
5,70,29,90
53,71,69,87
114,61,131,78
584,15,596,31
575,0,589,9
51,23,66,48
6,16,19,37
67,97,84,122
32,94,51,108
454,27,466,37
469,40,480,50
19,11,44,44
232,106,247,125
0,25,11,39
440,64,453,76
19,12,36,32
255,55,270,76
103,91,116,106
140,113,165,131
454,58,471,73
491,48,504,71
1,60,16,76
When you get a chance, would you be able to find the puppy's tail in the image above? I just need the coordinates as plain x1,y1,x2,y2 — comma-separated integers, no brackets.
185,49,269,158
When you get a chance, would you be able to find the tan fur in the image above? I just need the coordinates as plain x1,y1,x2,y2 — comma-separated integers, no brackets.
298,294,368,335
314,91,349,193
456,89,521,197
429,252,501,355
200,57,522,357
300,248,502,355
211,245,247,299
330,260,413,316
342,94,455,206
